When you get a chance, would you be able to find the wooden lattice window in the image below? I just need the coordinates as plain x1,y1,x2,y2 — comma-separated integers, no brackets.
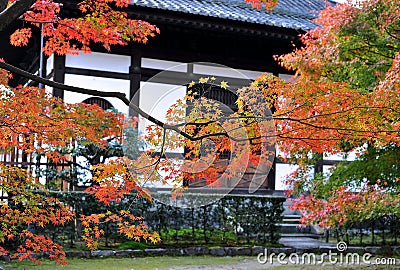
82,97,113,110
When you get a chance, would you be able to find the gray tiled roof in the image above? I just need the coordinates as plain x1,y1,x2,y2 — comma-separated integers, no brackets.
131,0,328,30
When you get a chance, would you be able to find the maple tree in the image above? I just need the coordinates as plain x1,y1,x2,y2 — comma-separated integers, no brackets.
0,78,161,264
6,0,159,55
1,0,398,264
0,0,279,264
244,0,279,10
252,0,400,229
141,77,275,193
0,0,163,264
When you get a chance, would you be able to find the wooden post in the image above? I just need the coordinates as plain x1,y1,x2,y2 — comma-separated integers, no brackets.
53,55,66,99
129,48,142,116
315,153,323,175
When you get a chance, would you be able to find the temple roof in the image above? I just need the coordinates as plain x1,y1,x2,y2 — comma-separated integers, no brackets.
131,0,331,31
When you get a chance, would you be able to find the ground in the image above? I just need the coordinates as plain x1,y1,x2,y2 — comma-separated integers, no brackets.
1,256,399,270
1,235,398,269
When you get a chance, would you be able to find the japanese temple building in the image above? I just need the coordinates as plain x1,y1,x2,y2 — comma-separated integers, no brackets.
1,0,353,195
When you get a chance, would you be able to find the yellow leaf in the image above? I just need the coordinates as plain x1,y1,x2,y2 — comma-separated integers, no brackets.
220,81,229,89
199,77,209,83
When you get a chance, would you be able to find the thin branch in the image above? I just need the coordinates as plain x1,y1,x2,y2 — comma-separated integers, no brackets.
0,0,37,31
275,116,400,134
136,129,167,171
2,62,397,146
0,0,8,13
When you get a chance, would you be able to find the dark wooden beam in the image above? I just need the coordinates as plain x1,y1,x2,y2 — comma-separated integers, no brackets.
53,55,66,99
315,157,323,175
129,48,142,116
65,67,129,80
267,159,276,190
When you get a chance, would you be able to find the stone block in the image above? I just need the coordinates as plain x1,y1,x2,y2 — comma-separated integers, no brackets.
224,247,236,256
210,247,226,256
114,249,134,257
144,248,166,256
184,247,209,256
252,246,265,256
91,250,114,257
235,247,251,255
166,248,185,256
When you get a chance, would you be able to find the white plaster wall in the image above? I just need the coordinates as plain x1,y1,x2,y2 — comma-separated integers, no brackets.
64,74,129,114
275,163,299,191
142,58,187,72
279,73,293,82
62,52,131,113
323,165,334,178
66,52,130,73
138,81,186,153
46,54,54,76
193,63,258,79
324,151,358,161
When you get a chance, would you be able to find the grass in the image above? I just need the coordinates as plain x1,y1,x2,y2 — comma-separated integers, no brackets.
2,256,398,270
271,266,397,269
0,256,252,270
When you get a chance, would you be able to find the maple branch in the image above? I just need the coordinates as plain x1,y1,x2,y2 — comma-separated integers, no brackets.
384,27,400,41
2,62,395,146
188,119,277,142
0,61,129,101
0,61,194,140
137,129,166,171
0,0,37,31
175,115,274,129
181,110,396,142
0,0,7,12
274,116,400,134
290,106,399,121
355,41,395,59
